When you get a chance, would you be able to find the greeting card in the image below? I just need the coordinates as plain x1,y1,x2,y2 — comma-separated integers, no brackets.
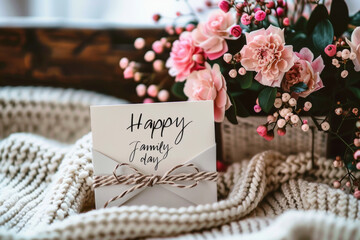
91,100,217,209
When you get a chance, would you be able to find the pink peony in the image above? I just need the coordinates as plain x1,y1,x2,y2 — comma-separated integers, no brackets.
166,31,205,82
192,10,234,60
240,25,297,87
345,27,360,71
184,63,231,122
282,47,325,98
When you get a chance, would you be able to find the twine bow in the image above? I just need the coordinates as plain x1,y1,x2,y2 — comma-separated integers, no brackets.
93,163,218,208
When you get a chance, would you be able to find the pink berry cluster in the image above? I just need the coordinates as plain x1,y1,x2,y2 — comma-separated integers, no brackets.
119,37,172,103
256,92,317,141
222,52,246,78
218,0,289,28
324,37,356,79
332,107,360,199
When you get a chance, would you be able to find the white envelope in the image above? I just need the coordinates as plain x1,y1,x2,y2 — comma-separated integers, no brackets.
90,101,217,209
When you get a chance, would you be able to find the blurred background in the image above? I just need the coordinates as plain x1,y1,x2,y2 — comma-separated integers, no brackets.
0,0,358,102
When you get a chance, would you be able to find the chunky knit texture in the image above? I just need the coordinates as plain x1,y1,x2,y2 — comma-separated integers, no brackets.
0,87,360,240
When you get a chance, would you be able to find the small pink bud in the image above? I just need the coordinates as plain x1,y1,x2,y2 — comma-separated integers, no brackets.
152,40,164,54
283,17,290,26
192,54,205,64
238,67,246,75
356,162,360,170
229,25,242,37
324,44,337,57
123,67,134,79
144,51,155,62
341,70,348,78
186,24,196,32
158,89,169,102
354,150,360,160
143,98,154,104
165,25,174,35
277,0,285,7
263,130,274,141
136,84,146,97
335,107,343,115
333,181,341,188
134,38,146,49
218,0,231,13
276,7,284,16
152,14,161,22
176,11,181,17
301,124,309,132
254,10,266,21
354,190,360,199
153,59,164,72
303,120,308,124
134,72,142,82
277,128,286,136
354,138,360,147
257,125,267,137
119,57,129,69
267,115,276,123
266,1,275,8
175,27,183,35
217,161,227,172
346,181,351,187
333,160,340,168
147,85,158,98
353,108,358,115
254,104,262,113
229,69,237,78
223,53,233,63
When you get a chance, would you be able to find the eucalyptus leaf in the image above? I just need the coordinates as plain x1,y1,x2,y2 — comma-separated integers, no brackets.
312,19,334,52
330,0,349,36
238,71,253,89
350,11,360,26
307,4,329,34
258,87,277,113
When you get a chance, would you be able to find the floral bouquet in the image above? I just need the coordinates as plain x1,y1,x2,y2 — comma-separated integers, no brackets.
119,0,360,196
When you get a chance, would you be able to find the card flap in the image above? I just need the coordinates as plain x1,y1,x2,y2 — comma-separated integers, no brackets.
161,144,217,205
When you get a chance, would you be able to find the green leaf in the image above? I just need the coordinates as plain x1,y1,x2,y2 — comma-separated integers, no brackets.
330,0,349,36
225,94,238,124
307,4,329,34
171,82,187,100
350,11,360,26
288,32,308,52
235,99,250,117
237,71,253,89
258,87,277,113
248,80,263,92
349,87,360,99
312,19,334,52
290,82,308,93
294,16,307,32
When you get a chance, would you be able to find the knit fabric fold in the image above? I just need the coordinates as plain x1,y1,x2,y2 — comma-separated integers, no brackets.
0,87,359,240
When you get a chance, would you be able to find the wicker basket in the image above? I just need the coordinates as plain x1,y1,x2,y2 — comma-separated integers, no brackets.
220,116,328,163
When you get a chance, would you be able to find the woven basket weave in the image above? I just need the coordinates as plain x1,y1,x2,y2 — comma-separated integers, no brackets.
220,116,328,163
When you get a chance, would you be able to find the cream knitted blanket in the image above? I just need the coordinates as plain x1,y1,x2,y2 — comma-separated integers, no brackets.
0,87,360,240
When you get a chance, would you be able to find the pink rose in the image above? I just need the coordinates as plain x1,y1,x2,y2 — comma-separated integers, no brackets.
282,47,325,98
192,10,234,60
184,63,231,122
240,25,297,87
254,10,266,21
345,27,360,71
241,13,252,25
166,31,205,82
229,25,242,37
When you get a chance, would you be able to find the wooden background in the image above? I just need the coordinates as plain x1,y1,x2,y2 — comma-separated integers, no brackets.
0,27,166,103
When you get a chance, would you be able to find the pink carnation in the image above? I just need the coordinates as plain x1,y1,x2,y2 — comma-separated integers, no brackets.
184,63,231,122
282,47,325,98
166,31,205,82
240,25,297,87
192,10,234,60
241,13,252,25
254,10,266,21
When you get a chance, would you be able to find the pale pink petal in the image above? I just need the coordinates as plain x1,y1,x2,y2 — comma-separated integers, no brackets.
311,56,325,73
214,105,225,122
351,27,360,46
298,47,314,62
207,42,228,60
215,89,227,108
245,28,267,43
266,25,285,42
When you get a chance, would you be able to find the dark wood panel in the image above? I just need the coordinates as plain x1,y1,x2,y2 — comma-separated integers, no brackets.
0,27,167,102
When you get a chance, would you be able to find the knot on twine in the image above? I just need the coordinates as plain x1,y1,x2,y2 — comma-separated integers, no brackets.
93,163,218,208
